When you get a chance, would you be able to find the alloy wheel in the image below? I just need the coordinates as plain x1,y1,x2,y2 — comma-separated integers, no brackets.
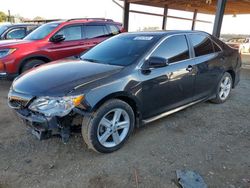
97,108,130,148
219,76,231,100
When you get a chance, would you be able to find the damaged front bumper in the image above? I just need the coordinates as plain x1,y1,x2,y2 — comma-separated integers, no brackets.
14,108,85,143
8,89,89,142
15,108,59,140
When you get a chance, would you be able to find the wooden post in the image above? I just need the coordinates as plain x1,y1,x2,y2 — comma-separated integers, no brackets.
191,9,198,30
8,10,11,22
123,0,130,32
212,0,227,37
162,6,168,30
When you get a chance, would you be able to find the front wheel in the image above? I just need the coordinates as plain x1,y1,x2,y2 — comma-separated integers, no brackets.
21,59,46,73
82,99,135,153
210,72,232,104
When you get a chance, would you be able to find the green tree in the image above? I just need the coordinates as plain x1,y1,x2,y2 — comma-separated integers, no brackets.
0,11,7,22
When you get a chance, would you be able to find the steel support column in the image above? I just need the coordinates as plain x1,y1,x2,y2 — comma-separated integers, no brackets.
212,0,227,37
123,0,130,32
162,6,168,30
191,9,198,30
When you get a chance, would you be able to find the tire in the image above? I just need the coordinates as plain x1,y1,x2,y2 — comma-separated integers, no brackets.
82,99,135,153
210,72,233,104
21,59,46,73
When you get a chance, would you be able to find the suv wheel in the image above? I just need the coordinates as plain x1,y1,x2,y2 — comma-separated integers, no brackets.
82,99,135,153
21,59,45,73
210,72,232,104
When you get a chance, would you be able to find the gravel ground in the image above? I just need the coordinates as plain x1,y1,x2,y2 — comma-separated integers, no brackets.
0,68,249,188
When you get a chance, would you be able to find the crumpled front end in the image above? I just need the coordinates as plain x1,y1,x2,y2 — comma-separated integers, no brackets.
8,89,85,143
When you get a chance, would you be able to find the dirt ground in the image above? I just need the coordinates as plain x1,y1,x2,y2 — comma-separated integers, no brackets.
0,68,250,188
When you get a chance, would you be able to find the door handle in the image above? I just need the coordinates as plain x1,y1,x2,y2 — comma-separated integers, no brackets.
186,65,193,72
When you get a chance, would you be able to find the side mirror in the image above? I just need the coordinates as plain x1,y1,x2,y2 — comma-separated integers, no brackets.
51,34,65,43
145,56,169,69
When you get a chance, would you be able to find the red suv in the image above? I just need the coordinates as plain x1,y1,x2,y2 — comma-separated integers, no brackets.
0,18,123,79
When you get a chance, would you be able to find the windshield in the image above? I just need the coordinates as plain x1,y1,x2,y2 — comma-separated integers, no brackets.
24,23,59,40
0,25,8,36
81,34,161,66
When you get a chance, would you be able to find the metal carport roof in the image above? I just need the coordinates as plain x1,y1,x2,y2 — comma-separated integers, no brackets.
120,0,250,37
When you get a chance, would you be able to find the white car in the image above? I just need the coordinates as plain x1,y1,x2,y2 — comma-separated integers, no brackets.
239,38,250,53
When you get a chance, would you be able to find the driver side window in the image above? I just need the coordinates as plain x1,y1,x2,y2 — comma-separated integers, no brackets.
151,35,190,64
57,25,82,41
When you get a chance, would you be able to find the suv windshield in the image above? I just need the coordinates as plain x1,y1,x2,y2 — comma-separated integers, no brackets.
0,25,8,36
81,34,160,66
24,23,59,40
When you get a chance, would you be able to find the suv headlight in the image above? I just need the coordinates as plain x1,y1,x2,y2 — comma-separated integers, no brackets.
29,95,84,117
0,48,16,58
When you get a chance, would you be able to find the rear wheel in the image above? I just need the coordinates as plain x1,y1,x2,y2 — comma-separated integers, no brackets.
210,72,232,104
82,99,135,153
21,59,46,73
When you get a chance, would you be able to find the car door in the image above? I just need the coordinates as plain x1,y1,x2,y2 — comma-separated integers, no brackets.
83,23,111,48
140,35,196,119
5,27,26,39
47,24,88,60
188,33,224,100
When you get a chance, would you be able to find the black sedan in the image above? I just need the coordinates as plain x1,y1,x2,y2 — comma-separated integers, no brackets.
8,31,241,153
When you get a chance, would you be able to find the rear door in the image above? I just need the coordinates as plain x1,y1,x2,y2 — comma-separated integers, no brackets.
83,23,110,48
187,33,224,100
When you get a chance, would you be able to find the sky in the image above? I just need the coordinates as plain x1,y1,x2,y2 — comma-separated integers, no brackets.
1,0,250,34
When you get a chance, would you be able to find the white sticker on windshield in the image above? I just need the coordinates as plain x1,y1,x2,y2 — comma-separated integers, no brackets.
133,36,153,41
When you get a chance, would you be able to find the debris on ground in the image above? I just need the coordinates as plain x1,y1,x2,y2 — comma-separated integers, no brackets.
176,170,208,188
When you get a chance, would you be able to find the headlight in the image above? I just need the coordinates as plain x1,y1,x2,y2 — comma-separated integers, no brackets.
29,95,84,117
0,48,16,58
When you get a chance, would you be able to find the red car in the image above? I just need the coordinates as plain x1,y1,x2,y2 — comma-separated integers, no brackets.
0,18,123,79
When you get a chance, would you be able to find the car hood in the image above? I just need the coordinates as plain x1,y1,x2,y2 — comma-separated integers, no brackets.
0,39,33,48
12,59,123,96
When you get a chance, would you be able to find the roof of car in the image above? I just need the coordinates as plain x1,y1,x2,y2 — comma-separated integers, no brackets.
6,23,38,27
48,18,121,25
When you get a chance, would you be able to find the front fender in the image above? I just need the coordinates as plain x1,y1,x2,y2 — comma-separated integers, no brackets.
84,76,143,114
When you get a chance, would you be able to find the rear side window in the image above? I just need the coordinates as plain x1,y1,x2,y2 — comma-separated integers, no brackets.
107,24,120,35
189,34,214,57
84,25,108,39
26,26,38,35
57,25,82,41
151,35,190,63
